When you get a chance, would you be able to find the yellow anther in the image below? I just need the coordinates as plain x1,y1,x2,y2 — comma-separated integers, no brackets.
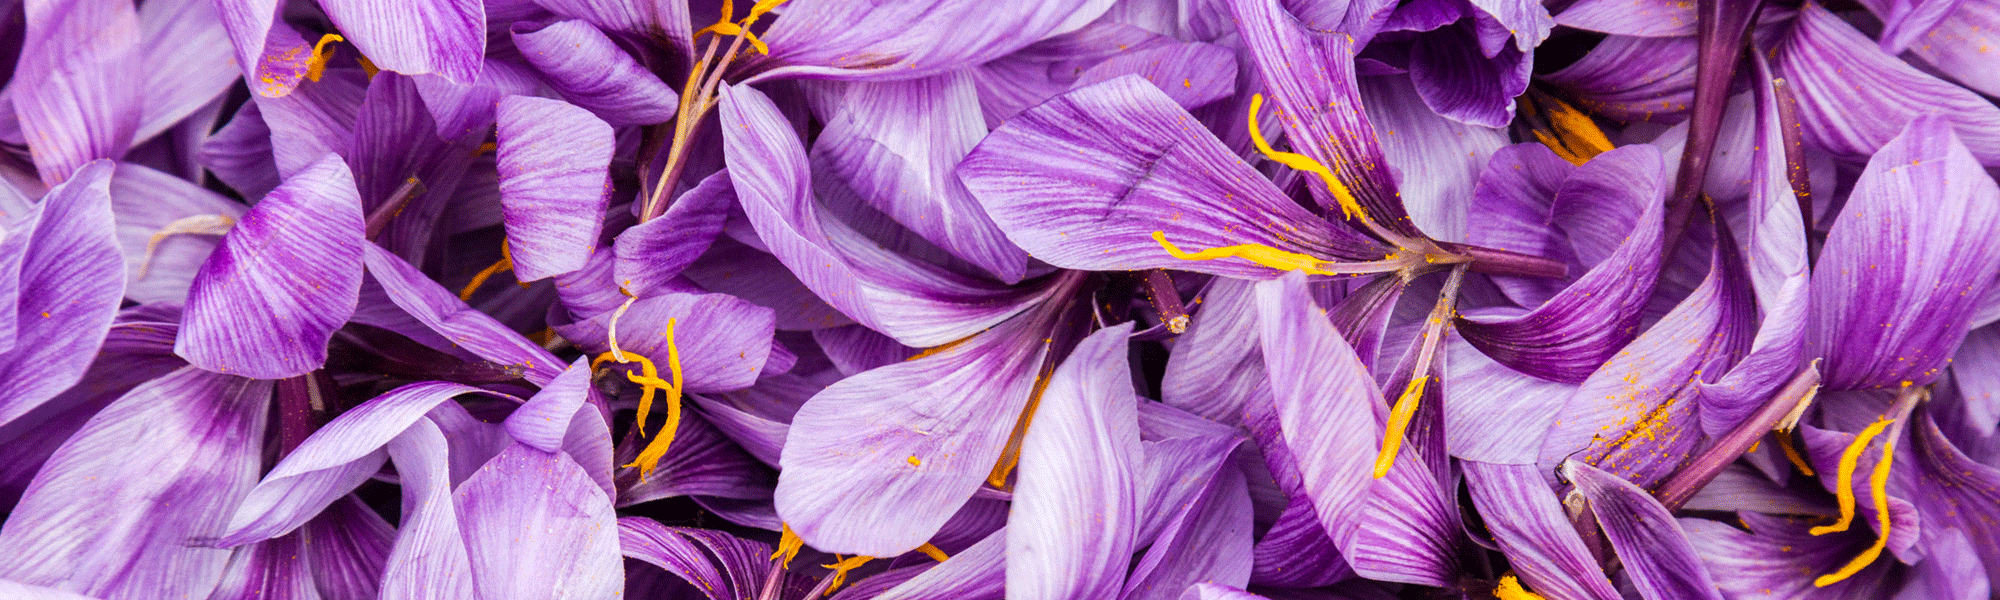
139,214,235,279
1522,94,1613,166
1154,230,1340,275
1815,424,1898,587
915,543,950,562
693,0,790,55
613,318,684,479
1374,375,1428,479
305,34,345,82
1811,417,1893,536
458,246,515,302
1247,94,1366,221
774,523,804,567
356,55,380,78
1494,573,1546,600
820,555,872,592
1777,431,1816,476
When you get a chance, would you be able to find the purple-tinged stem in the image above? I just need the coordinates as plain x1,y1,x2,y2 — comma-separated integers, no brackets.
1437,242,1570,279
1662,0,1765,261
1655,364,1820,510
274,370,337,455
364,177,426,240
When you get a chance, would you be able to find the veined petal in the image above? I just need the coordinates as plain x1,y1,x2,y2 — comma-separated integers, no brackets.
526,0,693,60
1361,73,1509,241
808,71,1028,283
14,0,142,186
108,162,246,304
250,70,366,179
363,244,566,385
411,59,545,141
496,95,613,281
134,0,238,143
348,73,480,268
318,0,482,82
199,102,280,200
1779,0,2000,166
503,358,596,454
0,367,270,600
0,161,123,427
1897,0,2000,97
1909,408,2000,586
456,444,623,600
210,0,313,98
1464,143,1579,307
1121,464,1254,600
510,20,679,127
1463,462,1621,600
959,76,1390,279
752,0,1108,82
1008,324,1142,600
678,237,856,331
1808,115,2000,391
1555,0,1695,36
177,154,363,379
1162,278,1262,424
615,170,734,299
1069,41,1239,112
1683,512,1896,599
553,292,776,393
1442,335,1575,464
378,417,476,600
1407,21,1533,129
871,526,1006,600
1457,145,1668,383
721,82,1051,347
618,518,771,600
1565,461,1725,600
615,409,773,505
1543,34,1695,123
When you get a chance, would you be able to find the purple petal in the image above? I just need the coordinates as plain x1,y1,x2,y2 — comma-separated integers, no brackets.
299,495,396,600
618,518,770,600
1808,115,2000,391
0,367,270,600
1161,278,1262,425
553,291,776,393
108,162,246,304
1122,463,1254,600
808,71,1028,283
720,82,1051,346
1542,34,1695,124
177,154,363,379
678,237,857,331
615,170,734,298
1457,145,1668,384
774,306,1064,556
1897,528,1989,600
1462,461,1620,600
1909,409,2000,586
318,0,482,82
1180,584,1271,600
1896,0,2000,97
411,59,546,141
363,244,567,385
503,358,596,453
510,20,680,127
250,70,366,179
1683,512,1896,599
14,0,141,186
1407,21,1531,129
871,527,1006,600
813,324,916,377
134,0,238,143
1555,0,1695,36
1441,336,1575,464
1564,460,1724,600
348,73,480,268
958,76,1389,278
211,0,313,98
616,409,774,505
199,102,280,200
753,0,1107,82
1070,41,1239,112
1360,74,1508,241
378,417,476,599
0,161,124,427
1779,1,2000,166
456,444,623,600
527,0,692,58
496,95,612,281
1008,324,1142,600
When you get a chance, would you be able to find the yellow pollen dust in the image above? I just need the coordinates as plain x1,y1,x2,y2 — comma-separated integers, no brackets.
1814,418,1899,587
906,455,922,467
305,34,345,83
594,320,685,480
1374,375,1429,478
1247,94,1367,221
140,214,236,279
1810,417,1892,536
821,555,872,591
1152,231,1341,275
458,245,518,302
694,0,792,55
1494,573,1546,600
773,523,805,567
915,543,950,562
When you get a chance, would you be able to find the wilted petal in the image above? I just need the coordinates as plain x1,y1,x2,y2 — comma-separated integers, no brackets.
753,0,1108,81
0,161,124,427
456,444,623,600
1008,324,1142,600
1565,461,1724,600
1463,461,1620,600
1779,1,2000,166
808,72,1028,283
496,95,612,281
510,20,680,127
178,155,363,379
959,76,1388,278
378,417,476,600
318,0,482,82
1808,116,2000,391
721,83,1051,347
14,0,142,186
0,367,270,600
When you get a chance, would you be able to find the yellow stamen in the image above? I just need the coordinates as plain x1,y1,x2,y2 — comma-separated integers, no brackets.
906,334,973,362
693,0,791,55
1777,430,1816,476
458,246,515,302
1814,426,1898,587
774,523,804,567
821,555,872,592
987,359,1059,489
305,34,344,82
1247,94,1365,221
356,55,380,78
915,543,950,562
139,214,235,279
616,319,685,479
1810,417,1892,536
1153,231,1352,275
1494,573,1546,600
1374,375,1428,478
1523,95,1613,166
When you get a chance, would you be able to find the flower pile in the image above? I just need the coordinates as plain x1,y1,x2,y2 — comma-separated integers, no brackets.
1,0,1997,598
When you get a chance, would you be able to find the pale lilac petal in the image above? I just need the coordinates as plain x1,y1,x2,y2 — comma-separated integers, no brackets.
250,70,366,179
1008,324,1142,600
0,368,270,600
134,0,238,143
1899,0,2000,97
108,162,246,304
1565,461,1724,600
871,527,1006,600
1070,42,1239,112
615,170,733,298
808,71,1028,283
14,0,142,186
753,0,1107,82
318,0,482,82
1121,464,1254,600
1180,584,1270,600
363,244,567,385
1441,335,1575,464
1779,1,2000,166
503,358,595,453
0,580,108,600
378,417,476,600
1808,115,2000,390
0,161,124,427
198,102,280,200
678,237,857,331
411,59,545,140
721,83,1052,347
510,20,680,127
618,518,771,600
496,95,612,281
177,154,363,379
1360,74,1508,241
456,444,623,600
1462,461,1620,600
1161,278,1262,425
210,0,313,97
1910,409,2000,586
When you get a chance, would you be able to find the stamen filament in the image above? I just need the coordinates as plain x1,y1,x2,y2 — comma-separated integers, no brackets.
458,246,515,301
1814,428,1897,586
1810,417,1892,536
1247,94,1366,222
